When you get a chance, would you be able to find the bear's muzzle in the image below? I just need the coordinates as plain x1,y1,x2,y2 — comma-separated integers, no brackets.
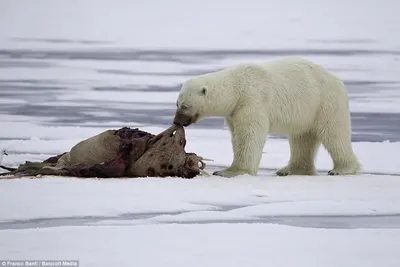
173,111,199,127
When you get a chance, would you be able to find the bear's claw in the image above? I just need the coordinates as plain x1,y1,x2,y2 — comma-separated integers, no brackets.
327,170,340,175
276,169,290,176
327,167,359,175
276,165,316,176
213,168,249,178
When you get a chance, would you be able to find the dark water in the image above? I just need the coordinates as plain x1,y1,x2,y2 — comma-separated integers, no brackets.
0,44,400,142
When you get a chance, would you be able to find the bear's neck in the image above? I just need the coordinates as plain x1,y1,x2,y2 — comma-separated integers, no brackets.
209,69,240,118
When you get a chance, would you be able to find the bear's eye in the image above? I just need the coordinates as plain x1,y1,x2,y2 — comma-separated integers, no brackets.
201,87,207,95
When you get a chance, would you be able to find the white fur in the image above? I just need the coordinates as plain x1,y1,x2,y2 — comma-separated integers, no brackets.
176,57,361,177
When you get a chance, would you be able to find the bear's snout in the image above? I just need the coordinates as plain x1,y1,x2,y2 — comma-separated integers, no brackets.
173,111,193,127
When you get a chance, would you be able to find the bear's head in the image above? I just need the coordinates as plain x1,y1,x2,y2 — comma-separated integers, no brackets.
173,77,209,127
173,70,238,127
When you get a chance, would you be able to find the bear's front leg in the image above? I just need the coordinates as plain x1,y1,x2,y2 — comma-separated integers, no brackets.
213,117,268,178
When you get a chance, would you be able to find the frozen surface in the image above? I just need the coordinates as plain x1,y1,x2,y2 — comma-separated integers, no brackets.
1,174,400,224
1,0,400,266
1,224,400,267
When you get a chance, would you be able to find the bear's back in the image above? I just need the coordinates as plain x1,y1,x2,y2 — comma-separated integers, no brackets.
232,58,344,134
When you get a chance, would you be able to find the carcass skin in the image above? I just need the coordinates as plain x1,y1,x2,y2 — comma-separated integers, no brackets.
0,125,208,179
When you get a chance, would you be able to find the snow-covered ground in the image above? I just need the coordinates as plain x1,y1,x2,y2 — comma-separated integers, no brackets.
1,0,400,266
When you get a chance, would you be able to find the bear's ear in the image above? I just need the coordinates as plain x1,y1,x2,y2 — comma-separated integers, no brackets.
201,86,207,96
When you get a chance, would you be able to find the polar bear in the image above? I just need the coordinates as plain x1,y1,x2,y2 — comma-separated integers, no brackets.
173,57,360,177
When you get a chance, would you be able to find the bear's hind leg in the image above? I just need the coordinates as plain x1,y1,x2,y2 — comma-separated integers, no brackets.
276,132,320,176
213,118,268,178
320,125,360,175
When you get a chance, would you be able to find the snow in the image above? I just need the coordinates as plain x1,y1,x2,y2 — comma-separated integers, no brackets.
1,0,400,266
2,126,400,267
1,224,400,267
1,168,400,222
1,0,399,50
